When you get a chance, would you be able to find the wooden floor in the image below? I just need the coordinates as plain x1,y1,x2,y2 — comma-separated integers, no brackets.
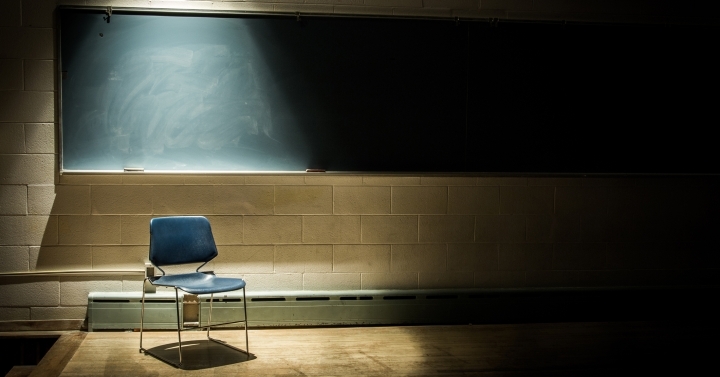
55,322,717,376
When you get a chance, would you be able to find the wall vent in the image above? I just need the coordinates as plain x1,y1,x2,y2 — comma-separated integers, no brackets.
88,286,720,331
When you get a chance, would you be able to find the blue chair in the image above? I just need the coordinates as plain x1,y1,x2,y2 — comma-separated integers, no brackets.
139,216,249,367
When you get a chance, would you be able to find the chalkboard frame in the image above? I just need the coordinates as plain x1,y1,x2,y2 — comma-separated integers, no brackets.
58,6,720,175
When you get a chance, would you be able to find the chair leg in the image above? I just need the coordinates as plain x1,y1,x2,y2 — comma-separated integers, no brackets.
206,293,214,339
243,287,249,355
205,290,250,358
175,288,183,366
139,278,147,352
140,287,184,368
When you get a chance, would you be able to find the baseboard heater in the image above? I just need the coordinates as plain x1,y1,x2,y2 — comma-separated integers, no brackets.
87,286,719,331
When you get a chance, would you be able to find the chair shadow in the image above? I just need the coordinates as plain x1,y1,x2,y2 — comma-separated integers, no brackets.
144,339,255,370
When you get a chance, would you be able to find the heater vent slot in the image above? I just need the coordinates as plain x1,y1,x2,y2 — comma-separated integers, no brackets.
252,297,286,302
427,295,458,300
296,297,330,301
468,294,498,299
383,295,416,300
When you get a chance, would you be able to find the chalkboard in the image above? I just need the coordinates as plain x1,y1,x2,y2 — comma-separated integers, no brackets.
60,9,719,173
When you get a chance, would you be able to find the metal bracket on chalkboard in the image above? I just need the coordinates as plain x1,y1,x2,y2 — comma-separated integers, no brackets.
124,167,144,172
296,12,301,22
103,6,112,23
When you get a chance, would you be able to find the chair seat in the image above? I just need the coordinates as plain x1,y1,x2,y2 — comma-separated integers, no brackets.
150,272,246,294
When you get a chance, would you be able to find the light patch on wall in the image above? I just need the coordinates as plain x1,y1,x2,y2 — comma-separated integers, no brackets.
61,12,309,172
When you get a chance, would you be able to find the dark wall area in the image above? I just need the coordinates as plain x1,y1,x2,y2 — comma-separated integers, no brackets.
467,22,718,173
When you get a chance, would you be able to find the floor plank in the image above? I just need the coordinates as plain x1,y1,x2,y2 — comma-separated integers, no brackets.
29,332,87,377
57,322,718,376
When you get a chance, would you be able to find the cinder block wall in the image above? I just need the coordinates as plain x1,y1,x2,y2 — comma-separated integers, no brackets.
1,0,719,322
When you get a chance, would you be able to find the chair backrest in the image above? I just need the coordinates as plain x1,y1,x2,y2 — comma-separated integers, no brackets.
149,216,218,269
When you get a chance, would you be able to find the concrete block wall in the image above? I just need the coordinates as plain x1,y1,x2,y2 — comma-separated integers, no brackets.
1,0,719,322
